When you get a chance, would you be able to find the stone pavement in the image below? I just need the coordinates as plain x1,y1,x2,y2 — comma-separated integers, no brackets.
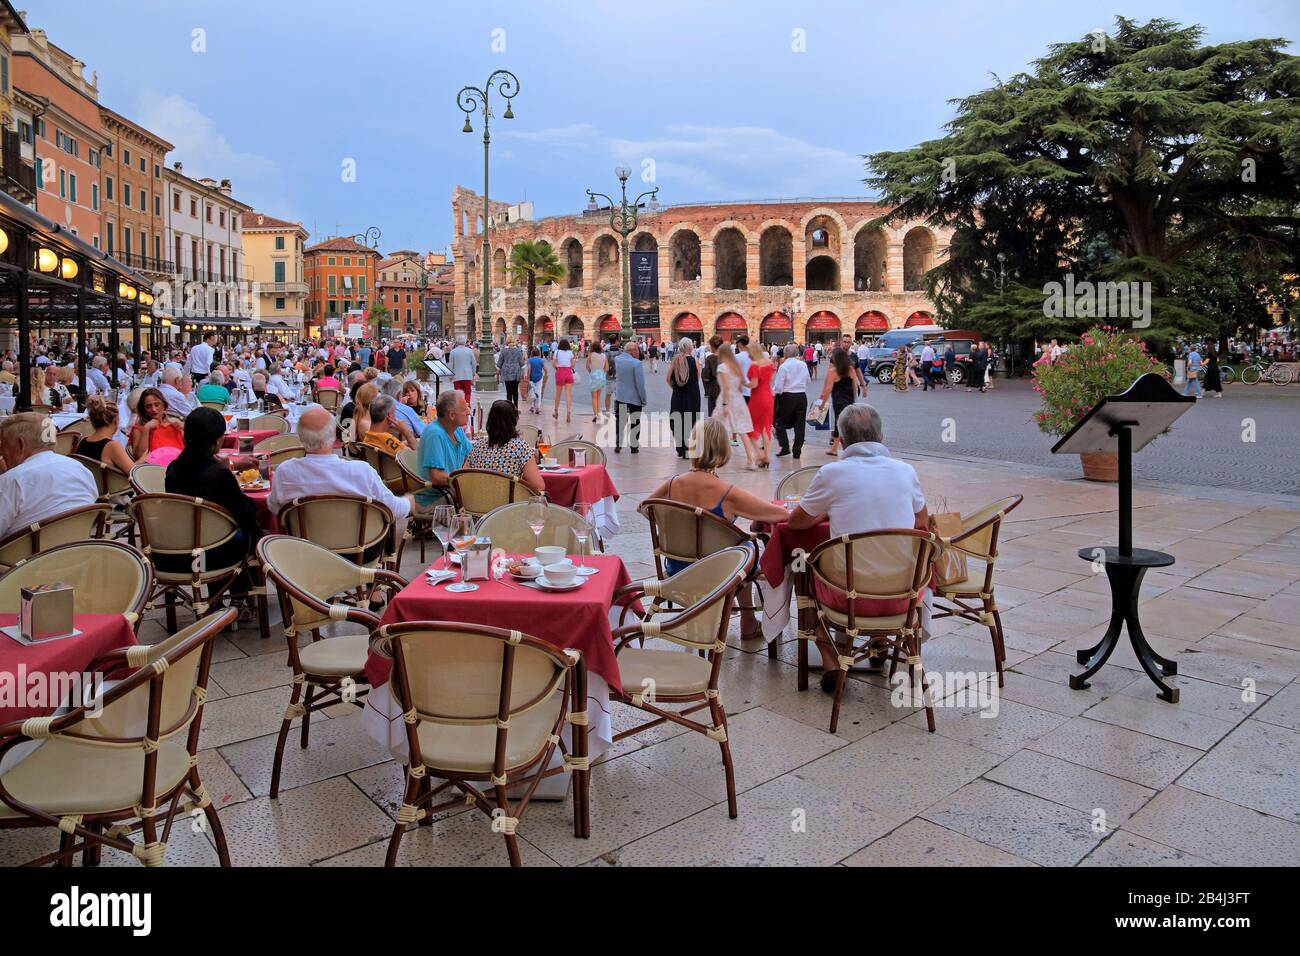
4,390,1298,867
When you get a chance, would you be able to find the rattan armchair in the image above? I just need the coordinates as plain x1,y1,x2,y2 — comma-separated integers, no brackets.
609,546,752,818
806,529,940,733
449,468,533,518
256,536,406,798
74,454,136,543
547,438,607,466
313,386,341,412
371,621,588,867
775,465,822,500
264,445,306,469
517,422,542,449
0,609,236,866
253,433,303,454
247,414,290,434
0,503,111,571
128,462,167,495
0,540,151,626
476,500,604,554
200,400,227,412
931,494,1023,687
53,428,83,456
278,493,396,571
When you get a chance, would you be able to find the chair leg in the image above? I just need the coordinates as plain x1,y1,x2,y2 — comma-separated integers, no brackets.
496,785,522,867
82,823,102,866
57,829,75,866
269,681,301,799
417,775,433,827
989,603,1007,687
711,697,738,819
194,768,233,866
384,773,421,867
163,589,178,634
797,632,808,691
300,686,315,749
910,633,936,732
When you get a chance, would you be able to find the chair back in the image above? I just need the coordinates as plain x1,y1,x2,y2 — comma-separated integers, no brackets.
639,497,755,578
449,468,532,518
641,546,752,651
395,447,432,495
265,445,306,469
73,454,134,500
128,494,244,582
129,462,168,495
314,387,341,412
808,529,938,630
278,494,394,568
0,503,111,569
476,501,601,553
547,438,606,466
0,540,152,618
775,465,822,500
372,622,574,775
54,428,81,456
253,433,303,454
63,419,96,438
947,495,1023,562
359,443,409,495
517,422,542,449
248,414,290,434
200,401,227,411
257,535,382,636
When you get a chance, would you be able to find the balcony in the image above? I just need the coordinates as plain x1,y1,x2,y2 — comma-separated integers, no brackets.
2,128,37,203
259,281,308,295
115,251,176,276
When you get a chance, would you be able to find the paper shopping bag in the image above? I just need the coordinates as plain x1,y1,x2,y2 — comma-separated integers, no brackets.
929,510,968,588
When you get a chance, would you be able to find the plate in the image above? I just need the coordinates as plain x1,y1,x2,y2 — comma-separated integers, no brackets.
532,575,585,591
239,480,270,492
509,567,543,580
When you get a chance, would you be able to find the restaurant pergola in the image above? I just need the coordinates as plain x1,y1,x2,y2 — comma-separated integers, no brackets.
0,190,157,411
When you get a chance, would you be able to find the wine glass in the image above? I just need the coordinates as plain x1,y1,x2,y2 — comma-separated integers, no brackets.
572,502,598,576
445,512,479,593
431,504,454,558
525,496,547,555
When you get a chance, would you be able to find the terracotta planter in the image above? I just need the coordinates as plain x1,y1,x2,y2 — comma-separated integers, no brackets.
1080,452,1119,482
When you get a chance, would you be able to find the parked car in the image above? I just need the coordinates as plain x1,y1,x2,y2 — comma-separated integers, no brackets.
869,331,983,384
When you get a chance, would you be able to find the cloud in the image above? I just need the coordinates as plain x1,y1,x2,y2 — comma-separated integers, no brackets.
132,89,276,185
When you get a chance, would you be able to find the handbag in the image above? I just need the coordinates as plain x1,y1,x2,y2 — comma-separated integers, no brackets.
806,401,830,430
929,510,969,588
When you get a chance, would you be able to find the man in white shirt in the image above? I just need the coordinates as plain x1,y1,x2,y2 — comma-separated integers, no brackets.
185,333,216,386
919,342,937,391
771,342,811,459
158,366,197,417
85,356,112,396
268,407,412,537
734,333,753,401
0,413,99,539
789,404,931,687
449,337,478,406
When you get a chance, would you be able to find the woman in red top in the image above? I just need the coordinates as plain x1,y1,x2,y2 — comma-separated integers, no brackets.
745,341,775,468
128,387,186,461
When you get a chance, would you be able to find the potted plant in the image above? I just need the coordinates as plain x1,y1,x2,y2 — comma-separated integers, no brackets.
407,348,428,381
1033,327,1168,481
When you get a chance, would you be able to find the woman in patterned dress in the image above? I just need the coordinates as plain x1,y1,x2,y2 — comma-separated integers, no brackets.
712,344,759,471
464,399,546,495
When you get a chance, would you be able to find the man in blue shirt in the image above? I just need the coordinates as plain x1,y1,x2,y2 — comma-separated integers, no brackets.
414,389,471,512
613,341,648,454
1184,346,1202,399
359,341,372,368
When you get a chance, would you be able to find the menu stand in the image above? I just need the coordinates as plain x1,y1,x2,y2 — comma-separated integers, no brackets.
1051,373,1195,702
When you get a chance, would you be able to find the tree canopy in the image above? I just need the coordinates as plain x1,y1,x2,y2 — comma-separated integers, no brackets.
506,240,565,346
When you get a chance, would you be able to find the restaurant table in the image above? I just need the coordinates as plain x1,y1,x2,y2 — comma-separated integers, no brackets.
540,464,621,537
363,553,641,794
0,613,137,724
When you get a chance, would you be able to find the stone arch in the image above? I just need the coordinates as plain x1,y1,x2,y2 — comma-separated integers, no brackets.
513,314,527,338
804,310,841,343
597,314,621,335
806,255,839,291
632,231,658,253
492,247,507,287
855,310,890,333
714,310,746,343
713,226,747,290
759,224,794,287
559,236,583,289
668,227,702,282
566,315,585,339
593,233,620,289
803,212,842,291
906,310,935,326
903,226,937,291
493,317,506,340
852,225,889,292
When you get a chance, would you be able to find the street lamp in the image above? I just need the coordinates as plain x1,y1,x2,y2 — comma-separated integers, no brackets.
984,251,1017,296
457,69,519,390
350,226,383,337
586,166,659,344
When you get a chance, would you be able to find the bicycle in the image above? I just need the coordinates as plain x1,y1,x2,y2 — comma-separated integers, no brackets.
1239,362,1293,386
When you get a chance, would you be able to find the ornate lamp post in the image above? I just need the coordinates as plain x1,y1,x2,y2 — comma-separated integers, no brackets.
586,166,658,344
457,69,519,390
350,227,382,337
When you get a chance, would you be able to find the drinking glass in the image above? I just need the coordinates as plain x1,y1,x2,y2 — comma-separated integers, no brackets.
525,496,547,554
446,512,479,592
573,502,598,575
431,504,454,556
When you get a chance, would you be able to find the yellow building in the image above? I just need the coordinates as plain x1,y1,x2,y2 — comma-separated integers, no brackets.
242,211,308,335
0,2,33,204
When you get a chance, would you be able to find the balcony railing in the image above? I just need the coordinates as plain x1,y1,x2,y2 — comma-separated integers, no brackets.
3,128,37,201
114,252,176,275
260,281,308,294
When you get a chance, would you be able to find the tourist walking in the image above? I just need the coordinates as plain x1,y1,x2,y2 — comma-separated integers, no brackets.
943,343,956,389
745,341,775,468
667,337,702,459
613,341,647,454
714,344,757,469
449,337,477,406
817,347,859,456
497,337,524,408
920,341,937,391
772,342,810,459
1204,350,1223,398
969,342,990,392
551,337,576,423
1183,345,1203,399
526,347,547,413
586,339,608,422
701,335,722,417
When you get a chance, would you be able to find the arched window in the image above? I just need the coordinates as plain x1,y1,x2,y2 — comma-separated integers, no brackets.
853,227,888,292
759,226,793,286
903,227,936,291
670,230,701,282
713,227,747,290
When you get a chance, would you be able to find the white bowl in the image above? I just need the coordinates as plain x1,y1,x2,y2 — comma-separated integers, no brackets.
510,561,543,579
544,560,576,586
534,546,566,566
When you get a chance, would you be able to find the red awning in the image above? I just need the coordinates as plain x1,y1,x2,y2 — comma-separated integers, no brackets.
599,315,620,332
905,311,933,327
761,312,792,329
541,318,554,331
716,312,746,330
806,311,840,330
856,311,888,331
673,313,703,331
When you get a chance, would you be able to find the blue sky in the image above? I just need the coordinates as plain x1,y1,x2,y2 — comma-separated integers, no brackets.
31,0,1299,253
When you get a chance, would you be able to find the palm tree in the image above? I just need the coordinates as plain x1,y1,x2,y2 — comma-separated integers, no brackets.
506,240,565,348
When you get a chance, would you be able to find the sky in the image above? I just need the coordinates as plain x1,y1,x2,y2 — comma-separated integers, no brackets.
29,0,1300,254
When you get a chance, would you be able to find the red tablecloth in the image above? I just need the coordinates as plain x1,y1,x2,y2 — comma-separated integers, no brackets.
241,483,279,533
760,521,831,590
220,429,279,450
0,614,137,723
541,465,619,509
368,553,635,693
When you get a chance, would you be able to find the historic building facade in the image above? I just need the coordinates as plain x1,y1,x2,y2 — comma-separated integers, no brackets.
450,187,951,345
303,236,380,339
241,211,308,333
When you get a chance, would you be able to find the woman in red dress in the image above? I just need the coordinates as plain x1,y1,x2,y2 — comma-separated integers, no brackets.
745,341,775,468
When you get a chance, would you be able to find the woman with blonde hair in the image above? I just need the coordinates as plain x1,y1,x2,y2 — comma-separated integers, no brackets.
77,395,136,474
647,417,789,573
712,343,758,470
666,337,701,459
586,338,607,423
348,381,379,445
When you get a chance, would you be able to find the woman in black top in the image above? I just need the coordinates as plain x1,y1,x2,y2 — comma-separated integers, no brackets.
667,338,702,458
77,395,136,475
701,335,722,417
1203,350,1223,398
164,407,261,617
818,347,859,455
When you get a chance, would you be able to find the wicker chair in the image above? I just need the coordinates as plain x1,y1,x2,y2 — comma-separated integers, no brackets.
547,438,607,466
256,536,406,798
638,497,767,651
0,609,235,866
0,503,111,571
476,501,604,555
247,414,290,434
73,454,136,543
200,401,227,412
449,468,533,519
806,529,940,733
931,495,1023,688
314,386,341,412
129,463,168,496
278,494,396,571
264,445,306,469
517,422,542,449
61,418,95,438
129,493,248,633
371,621,588,867
0,540,152,625
609,546,752,818
252,433,303,454
775,465,822,500
53,428,82,456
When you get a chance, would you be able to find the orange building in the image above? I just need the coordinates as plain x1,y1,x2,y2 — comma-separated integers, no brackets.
304,236,380,339
99,105,172,275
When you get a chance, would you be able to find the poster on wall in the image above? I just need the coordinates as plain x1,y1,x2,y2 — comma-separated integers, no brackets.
425,297,444,336
629,250,661,335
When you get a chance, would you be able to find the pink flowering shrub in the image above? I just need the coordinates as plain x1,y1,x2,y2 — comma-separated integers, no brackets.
1033,327,1167,437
